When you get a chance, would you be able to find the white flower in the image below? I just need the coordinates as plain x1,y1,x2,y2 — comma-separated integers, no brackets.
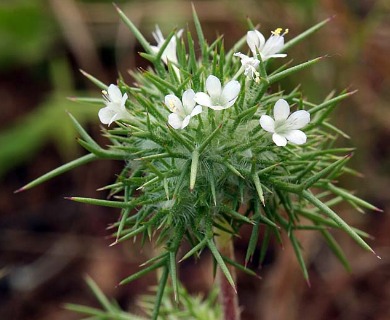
247,28,288,61
98,84,130,126
260,99,310,146
165,89,202,129
234,52,260,83
151,25,183,65
194,75,241,111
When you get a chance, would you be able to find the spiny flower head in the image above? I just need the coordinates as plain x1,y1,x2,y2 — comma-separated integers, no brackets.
28,10,378,310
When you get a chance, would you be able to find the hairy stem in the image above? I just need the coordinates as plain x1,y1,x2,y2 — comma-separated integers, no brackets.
215,227,240,320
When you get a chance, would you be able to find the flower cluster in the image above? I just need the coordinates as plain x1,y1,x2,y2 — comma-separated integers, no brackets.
99,26,310,146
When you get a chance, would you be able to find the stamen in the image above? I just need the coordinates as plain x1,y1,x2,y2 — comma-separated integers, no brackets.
169,100,177,112
271,28,283,36
271,28,288,37
102,90,110,102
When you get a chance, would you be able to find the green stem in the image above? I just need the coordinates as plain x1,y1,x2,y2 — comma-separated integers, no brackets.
214,226,240,320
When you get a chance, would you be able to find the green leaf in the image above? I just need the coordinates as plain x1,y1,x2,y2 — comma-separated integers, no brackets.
198,124,223,153
221,206,254,225
222,255,259,278
67,96,104,105
179,237,208,262
120,259,166,285
268,56,324,84
252,172,265,206
79,69,107,90
114,3,153,55
207,239,236,292
117,185,132,241
327,183,383,212
77,138,127,159
289,232,309,282
190,149,200,191
143,71,179,95
299,155,351,190
209,170,217,206
67,112,100,148
173,160,191,197
191,3,207,62
259,227,271,266
67,196,135,209
169,250,179,302
283,17,333,52
152,265,169,320
321,230,351,272
15,153,97,192
166,126,194,152
245,221,259,265
308,90,356,115
302,190,375,254
85,276,116,312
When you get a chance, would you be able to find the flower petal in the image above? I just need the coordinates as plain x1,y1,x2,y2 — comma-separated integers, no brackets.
168,113,183,129
262,35,284,59
98,107,116,125
181,115,191,129
194,92,212,107
107,84,123,103
117,109,131,122
272,133,287,146
182,89,196,113
221,80,241,108
150,45,159,55
176,29,184,38
273,99,290,121
207,104,225,111
190,105,202,117
259,115,275,133
165,94,183,113
120,93,128,108
247,30,265,55
206,75,222,99
284,129,307,145
152,25,164,44
267,53,287,58
286,110,310,129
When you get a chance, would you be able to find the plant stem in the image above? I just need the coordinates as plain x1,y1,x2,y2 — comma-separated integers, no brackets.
215,227,240,320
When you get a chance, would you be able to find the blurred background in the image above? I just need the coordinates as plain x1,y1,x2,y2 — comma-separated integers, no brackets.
0,0,389,319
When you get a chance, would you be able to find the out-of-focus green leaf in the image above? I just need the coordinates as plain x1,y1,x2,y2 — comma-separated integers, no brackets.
0,93,99,177
0,1,57,68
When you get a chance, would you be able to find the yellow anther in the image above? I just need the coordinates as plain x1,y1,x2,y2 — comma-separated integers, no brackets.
272,28,283,35
271,28,288,36
102,90,108,95
169,100,176,111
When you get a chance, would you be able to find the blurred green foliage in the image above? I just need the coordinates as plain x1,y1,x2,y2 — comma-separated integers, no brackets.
66,276,221,320
0,59,100,177
0,1,57,69
0,1,102,178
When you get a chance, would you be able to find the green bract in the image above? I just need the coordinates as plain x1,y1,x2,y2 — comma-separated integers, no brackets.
18,5,381,320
